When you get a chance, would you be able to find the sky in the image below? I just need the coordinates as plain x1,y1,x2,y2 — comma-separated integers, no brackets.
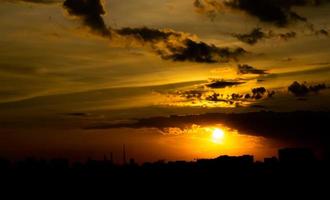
0,0,330,162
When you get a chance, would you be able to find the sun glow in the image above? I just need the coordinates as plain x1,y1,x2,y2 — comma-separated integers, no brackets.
212,128,225,143
159,124,268,160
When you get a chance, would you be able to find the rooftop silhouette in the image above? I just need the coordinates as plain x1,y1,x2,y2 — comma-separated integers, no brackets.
0,148,328,182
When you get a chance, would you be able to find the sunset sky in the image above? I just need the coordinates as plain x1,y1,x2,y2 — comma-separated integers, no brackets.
1,0,330,163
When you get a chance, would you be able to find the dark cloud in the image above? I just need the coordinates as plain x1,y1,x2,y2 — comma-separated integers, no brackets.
206,93,227,102
309,83,327,93
63,0,111,36
233,28,297,45
176,90,205,100
233,28,266,45
238,64,268,75
85,111,330,145
165,39,246,63
206,80,245,89
288,81,327,97
116,27,180,42
224,0,328,27
251,87,267,100
16,0,246,63
65,112,90,117
168,84,275,108
306,23,330,36
234,87,275,100
315,29,329,37
194,0,330,27
116,28,246,63
277,31,297,41
288,82,309,96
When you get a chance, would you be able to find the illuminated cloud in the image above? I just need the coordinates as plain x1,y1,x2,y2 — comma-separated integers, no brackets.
163,82,276,108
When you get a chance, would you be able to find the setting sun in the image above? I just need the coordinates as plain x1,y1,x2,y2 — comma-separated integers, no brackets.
212,128,225,143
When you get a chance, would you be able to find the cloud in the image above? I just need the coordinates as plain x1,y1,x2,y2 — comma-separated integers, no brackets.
116,27,246,63
10,0,247,63
84,111,330,145
231,87,275,100
206,80,245,89
62,1,248,63
7,0,109,36
288,81,327,97
176,90,205,100
165,39,246,63
163,83,275,108
223,0,326,26
233,28,266,45
193,0,223,21
232,28,297,45
251,87,267,100
65,112,90,117
205,93,231,102
277,31,297,41
194,0,330,27
116,27,181,43
315,29,329,37
237,64,268,75
63,0,111,36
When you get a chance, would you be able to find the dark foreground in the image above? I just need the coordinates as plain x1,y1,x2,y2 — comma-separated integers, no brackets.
1,148,329,196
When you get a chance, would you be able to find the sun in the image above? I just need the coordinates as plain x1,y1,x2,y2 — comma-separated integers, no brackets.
212,128,225,143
